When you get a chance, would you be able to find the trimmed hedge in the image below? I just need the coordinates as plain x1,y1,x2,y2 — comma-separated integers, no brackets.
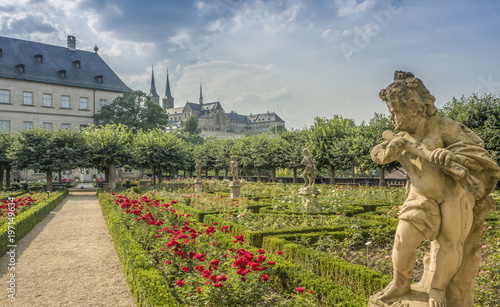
263,235,391,299
0,190,68,256
98,193,178,307
0,190,26,200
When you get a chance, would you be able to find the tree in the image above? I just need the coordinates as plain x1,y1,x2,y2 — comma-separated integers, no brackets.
0,132,14,189
82,124,133,189
133,129,185,184
307,115,355,184
94,90,169,132
183,115,202,135
280,129,308,183
8,128,87,191
439,93,500,164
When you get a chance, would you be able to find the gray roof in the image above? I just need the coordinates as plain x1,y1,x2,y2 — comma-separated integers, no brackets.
0,36,133,93
248,112,285,123
226,112,251,123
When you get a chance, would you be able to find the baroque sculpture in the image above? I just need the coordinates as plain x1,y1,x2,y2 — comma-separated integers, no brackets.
301,148,317,187
299,148,320,211
229,156,242,198
369,71,500,307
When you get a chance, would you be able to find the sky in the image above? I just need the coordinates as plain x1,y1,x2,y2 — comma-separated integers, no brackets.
1,0,500,129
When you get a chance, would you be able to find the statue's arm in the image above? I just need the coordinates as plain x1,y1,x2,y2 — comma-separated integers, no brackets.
371,137,406,165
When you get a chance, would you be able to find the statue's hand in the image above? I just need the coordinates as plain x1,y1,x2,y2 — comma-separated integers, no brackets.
430,148,456,167
386,136,406,157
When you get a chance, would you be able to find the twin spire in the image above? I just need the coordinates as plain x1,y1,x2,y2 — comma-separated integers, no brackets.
148,66,174,108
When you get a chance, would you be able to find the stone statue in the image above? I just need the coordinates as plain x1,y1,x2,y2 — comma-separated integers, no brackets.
195,161,202,180
369,71,500,307
301,148,317,187
230,156,239,183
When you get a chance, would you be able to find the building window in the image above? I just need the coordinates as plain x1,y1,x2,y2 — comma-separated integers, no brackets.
0,90,10,104
124,168,133,173
43,94,52,107
23,92,33,105
58,70,66,78
23,122,33,130
61,96,70,109
0,121,10,133
79,97,88,110
35,54,43,63
95,75,103,83
61,124,71,130
15,64,25,73
42,123,52,131
99,99,107,110
72,60,81,68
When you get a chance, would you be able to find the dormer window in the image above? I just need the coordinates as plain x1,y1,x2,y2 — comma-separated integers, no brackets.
58,70,67,78
35,54,43,63
16,64,25,73
95,75,103,83
72,60,81,68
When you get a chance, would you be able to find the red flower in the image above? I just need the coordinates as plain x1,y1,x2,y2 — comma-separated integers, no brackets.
210,241,216,246
165,260,172,265
197,287,201,294
176,279,185,287
262,274,269,281
241,277,246,282
310,290,314,294
296,287,304,293
182,267,189,273
258,249,265,254
267,261,275,265
277,251,283,255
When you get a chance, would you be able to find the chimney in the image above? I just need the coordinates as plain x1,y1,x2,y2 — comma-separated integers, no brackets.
67,35,76,51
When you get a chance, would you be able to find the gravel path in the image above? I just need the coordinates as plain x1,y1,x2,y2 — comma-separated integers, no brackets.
0,192,136,307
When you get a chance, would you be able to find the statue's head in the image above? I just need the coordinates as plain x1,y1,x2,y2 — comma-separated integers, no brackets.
303,148,309,155
379,71,437,131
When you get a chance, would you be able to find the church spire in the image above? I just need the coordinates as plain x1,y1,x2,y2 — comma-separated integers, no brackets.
199,82,203,105
162,69,174,109
148,66,160,104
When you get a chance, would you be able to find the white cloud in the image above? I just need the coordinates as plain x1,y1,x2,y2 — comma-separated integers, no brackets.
335,0,375,18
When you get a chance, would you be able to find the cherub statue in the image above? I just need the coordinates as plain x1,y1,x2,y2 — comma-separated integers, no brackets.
301,148,317,187
230,156,239,183
370,71,500,307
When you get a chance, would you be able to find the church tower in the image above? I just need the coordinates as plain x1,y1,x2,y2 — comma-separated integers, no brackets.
162,69,174,109
199,82,203,105
148,66,159,105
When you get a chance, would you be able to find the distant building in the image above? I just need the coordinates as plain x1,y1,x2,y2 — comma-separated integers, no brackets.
147,67,285,135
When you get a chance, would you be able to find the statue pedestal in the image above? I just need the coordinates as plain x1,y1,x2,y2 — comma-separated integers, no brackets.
298,186,321,211
229,181,242,198
368,286,430,307
194,179,203,193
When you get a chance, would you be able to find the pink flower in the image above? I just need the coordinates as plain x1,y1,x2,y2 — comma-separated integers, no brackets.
309,290,314,294
296,287,305,293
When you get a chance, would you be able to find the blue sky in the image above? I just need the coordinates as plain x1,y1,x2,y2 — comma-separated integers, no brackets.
1,0,500,129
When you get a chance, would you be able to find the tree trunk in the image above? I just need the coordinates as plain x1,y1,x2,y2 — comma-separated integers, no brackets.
190,170,193,178
46,171,53,191
5,167,11,188
105,168,110,184
352,166,356,183
205,168,208,179
58,170,62,183
293,167,297,184
0,168,3,190
109,161,116,189
379,166,385,186
214,168,219,180
224,168,228,179
272,167,277,183
329,165,335,185
257,168,261,182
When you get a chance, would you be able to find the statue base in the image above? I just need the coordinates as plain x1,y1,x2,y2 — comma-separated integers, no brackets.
368,286,431,307
298,186,321,211
194,179,203,193
229,181,242,198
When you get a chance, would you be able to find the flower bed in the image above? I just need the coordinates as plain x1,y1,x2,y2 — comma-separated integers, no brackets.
100,192,367,306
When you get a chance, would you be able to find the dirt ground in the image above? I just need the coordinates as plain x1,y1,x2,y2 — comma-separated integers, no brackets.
0,192,136,306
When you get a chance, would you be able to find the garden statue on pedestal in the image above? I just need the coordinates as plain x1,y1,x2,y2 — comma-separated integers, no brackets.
194,161,203,192
299,148,320,211
369,71,500,307
229,156,242,198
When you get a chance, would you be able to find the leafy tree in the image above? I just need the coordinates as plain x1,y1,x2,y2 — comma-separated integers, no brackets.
280,129,308,183
8,128,87,191
94,90,169,132
82,124,133,189
0,132,14,189
183,115,203,135
307,115,355,184
133,129,185,184
439,93,500,163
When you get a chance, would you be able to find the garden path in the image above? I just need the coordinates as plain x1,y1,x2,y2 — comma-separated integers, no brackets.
0,191,136,306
